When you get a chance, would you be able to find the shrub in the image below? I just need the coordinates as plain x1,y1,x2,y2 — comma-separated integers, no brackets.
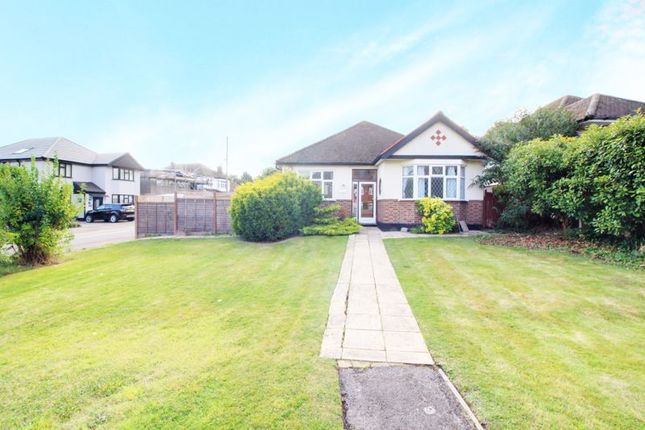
574,113,645,242
0,160,79,265
229,171,322,241
497,135,579,229
416,197,457,234
497,112,645,244
302,205,360,236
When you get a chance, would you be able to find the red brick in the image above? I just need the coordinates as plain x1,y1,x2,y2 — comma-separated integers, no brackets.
376,199,483,226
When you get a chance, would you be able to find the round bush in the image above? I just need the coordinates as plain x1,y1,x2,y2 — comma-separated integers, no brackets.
229,172,322,241
416,197,457,234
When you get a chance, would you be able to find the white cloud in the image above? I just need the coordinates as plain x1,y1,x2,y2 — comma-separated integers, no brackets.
581,0,645,100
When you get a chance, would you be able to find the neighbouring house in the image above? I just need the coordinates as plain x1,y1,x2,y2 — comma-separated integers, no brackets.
140,169,229,195
277,112,487,229
0,137,144,218
544,93,645,129
168,162,231,192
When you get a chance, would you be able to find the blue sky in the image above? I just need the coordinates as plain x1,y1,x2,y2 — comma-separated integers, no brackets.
0,0,643,175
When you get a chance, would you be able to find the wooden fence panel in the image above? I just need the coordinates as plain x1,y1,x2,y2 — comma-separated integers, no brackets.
136,192,231,238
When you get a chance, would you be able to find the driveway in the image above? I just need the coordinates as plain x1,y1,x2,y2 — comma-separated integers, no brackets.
69,221,135,251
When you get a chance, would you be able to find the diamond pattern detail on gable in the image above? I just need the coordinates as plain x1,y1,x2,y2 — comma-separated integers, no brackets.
430,129,447,145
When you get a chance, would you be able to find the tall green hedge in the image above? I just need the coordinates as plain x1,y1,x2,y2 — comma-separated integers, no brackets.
229,172,322,241
499,112,645,243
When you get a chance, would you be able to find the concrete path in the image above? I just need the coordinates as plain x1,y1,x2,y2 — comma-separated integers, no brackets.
320,228,433,365
69,222,135,251
322,228,484,430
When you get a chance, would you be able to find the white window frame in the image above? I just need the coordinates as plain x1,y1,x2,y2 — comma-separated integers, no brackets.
401,164,466,201
300,170,334,200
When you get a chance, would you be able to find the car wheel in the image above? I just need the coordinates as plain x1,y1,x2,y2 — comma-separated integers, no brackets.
109,214,118,223
85,214,93,223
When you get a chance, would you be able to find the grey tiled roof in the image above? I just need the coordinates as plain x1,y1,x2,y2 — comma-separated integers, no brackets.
544,94,645,121
543,95,583,109
276,121,403,165
0,137,144,169
0,137,98,163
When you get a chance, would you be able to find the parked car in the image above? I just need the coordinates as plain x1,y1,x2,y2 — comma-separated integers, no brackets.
85,204,135,223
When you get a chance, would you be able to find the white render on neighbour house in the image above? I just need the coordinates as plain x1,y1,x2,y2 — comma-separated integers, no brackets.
0,137,144,218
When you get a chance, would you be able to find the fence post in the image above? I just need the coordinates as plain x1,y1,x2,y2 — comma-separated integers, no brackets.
173,192,178,235
134,195,139,239
213,192,218,234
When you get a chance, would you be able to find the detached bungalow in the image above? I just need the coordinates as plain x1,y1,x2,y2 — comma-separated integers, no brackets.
277,112,487,228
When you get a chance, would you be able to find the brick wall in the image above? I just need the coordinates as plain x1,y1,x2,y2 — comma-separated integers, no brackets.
377,200,420,225
465,200,483,225
376,199,484,227
322,199,352,218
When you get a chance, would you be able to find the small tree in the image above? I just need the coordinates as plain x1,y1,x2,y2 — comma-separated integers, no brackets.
0,160,78,265
476,108,578,186
239,172,253,183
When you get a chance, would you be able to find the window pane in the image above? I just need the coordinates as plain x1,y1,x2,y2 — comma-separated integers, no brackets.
311,171,321,179
323,181,333,199
417,178,428,197
460,166,466,199
417,165,429,176
446,178,457,198
312,180,322,189
323,171,333,180
402,177,414,198
446,166,458,176
403,166,414,176
431,177,444,198
432,166,443,175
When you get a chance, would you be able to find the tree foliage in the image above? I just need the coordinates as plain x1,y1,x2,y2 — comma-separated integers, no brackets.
499,112,645,243
476,108,578,186
229,172,321,241
0,160,78,265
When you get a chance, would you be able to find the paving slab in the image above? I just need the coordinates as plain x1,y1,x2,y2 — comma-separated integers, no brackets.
340,366,478,430
320,227,432,365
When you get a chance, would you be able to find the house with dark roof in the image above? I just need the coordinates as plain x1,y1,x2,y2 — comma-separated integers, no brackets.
544,93,645,129
277,112,487,228
0,137,144,217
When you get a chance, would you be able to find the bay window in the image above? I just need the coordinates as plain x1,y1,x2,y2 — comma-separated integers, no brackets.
401,164,466,200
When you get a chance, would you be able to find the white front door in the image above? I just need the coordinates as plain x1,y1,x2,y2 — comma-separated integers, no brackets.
357,182,376,225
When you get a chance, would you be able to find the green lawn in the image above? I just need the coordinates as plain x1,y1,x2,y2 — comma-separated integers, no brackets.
385,238,645,429
0,237,346,429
